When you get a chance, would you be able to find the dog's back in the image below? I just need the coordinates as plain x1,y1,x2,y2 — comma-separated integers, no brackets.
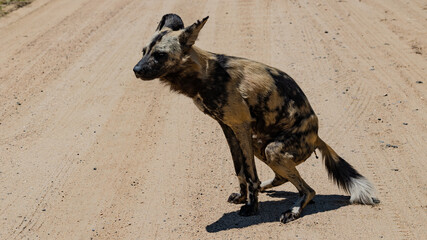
220,56,318,136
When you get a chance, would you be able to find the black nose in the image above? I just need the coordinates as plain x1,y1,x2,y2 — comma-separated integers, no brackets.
133,65,142,73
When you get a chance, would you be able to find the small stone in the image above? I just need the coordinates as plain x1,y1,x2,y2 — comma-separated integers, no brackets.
384,93,388,96
403,122,408,125
324,31,328,33
386,144,398,148
391,169,399,171
416,81,423,84
93,168,97,170
16,102,21,105
42,209,46,212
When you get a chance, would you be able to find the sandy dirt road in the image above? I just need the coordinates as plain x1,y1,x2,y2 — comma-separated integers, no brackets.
0,0,426,239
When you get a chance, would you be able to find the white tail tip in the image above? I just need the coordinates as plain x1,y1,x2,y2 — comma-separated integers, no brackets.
348,176,380,205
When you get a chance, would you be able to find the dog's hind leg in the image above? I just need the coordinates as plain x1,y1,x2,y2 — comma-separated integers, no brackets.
253,146,289,192
260,173,288,192
265,141,315,223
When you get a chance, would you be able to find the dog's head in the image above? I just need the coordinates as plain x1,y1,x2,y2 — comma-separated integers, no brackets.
133,14,209,80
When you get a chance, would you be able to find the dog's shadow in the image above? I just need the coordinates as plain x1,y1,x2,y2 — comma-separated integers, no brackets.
206,190,349,232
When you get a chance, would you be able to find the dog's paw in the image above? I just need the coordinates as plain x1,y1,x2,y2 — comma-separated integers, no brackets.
238,203,258,216
279,210,300,223
227,193,246,204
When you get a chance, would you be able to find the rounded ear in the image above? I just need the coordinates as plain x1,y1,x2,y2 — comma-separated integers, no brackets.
156,13,184,31
179,16,209,47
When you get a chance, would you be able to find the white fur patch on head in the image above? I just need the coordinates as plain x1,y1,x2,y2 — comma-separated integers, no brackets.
156,34,180,54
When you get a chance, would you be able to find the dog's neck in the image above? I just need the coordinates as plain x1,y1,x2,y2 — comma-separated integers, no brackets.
187,46,212,72
160,46,215,98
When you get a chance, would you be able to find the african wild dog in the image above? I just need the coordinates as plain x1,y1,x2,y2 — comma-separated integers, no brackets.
133,14,379,223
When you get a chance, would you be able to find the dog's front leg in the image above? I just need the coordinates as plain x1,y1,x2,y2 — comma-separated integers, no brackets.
220,123,247,204
220,122,260,216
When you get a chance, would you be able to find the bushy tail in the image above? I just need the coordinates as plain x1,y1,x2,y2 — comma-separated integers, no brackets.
316,137,379,205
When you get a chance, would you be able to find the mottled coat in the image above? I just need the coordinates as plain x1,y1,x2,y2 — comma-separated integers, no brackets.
133,14,379,223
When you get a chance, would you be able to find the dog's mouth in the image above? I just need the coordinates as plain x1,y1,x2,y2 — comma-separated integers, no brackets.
133,65,158,81
134,68,168,81
134,72,156,81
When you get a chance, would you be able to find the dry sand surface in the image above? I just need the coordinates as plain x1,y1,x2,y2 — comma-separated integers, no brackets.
1,0,426,239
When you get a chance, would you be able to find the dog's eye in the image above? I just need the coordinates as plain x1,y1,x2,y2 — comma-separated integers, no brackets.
152,52,168,61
